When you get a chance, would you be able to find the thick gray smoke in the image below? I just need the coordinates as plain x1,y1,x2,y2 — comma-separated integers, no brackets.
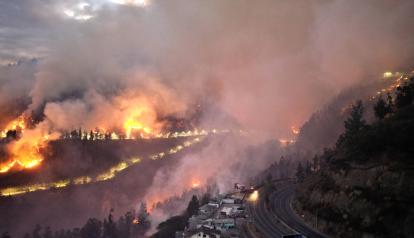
1,0,413,136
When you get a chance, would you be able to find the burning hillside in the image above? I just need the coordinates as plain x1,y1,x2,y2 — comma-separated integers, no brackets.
0,91,209,174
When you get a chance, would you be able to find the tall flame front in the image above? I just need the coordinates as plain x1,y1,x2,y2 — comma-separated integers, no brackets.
0,117,54,173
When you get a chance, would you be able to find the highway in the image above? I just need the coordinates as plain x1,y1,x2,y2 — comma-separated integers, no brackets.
246,183,330,238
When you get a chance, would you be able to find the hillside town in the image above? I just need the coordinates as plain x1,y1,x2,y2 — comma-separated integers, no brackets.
176,188,251,238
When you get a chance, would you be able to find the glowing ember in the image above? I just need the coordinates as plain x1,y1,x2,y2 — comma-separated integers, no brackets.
291,126,300,135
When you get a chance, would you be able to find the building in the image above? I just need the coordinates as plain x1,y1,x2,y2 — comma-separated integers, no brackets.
187,227,221,238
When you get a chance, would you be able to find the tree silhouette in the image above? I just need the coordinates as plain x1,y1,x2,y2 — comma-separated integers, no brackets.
186,195,200,218
81,218,102,238
344,100,366,134
374,95,389,119
135,203,151,235
296,162,305,182
337,100,366,148
32,225,41,238
1,232,11,238
200,193,211,205
395,83,413,108
103,211,117,238
305,160,312,175
312,155,319,171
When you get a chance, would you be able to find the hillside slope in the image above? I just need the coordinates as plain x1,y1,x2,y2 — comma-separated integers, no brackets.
295,77,414,237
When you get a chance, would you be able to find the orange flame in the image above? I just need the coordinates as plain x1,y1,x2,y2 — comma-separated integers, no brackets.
117,96,161,139
290,126,300,135
0,131,49,173
0,116,55,174
1,116,26,138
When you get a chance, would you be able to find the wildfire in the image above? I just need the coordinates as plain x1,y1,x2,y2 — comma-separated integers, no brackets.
0,115,55,174
0,134,50,173
0,136,208,197
191,179,201,188
122,105,158,139
1,116,26,138
290,126,300,135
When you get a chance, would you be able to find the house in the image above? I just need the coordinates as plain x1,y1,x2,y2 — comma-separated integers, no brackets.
220,207,232,216
199,204,218,216
221,198,235,204
187,227,221,238
213,218,235,231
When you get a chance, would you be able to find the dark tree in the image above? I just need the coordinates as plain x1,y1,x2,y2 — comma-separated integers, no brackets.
89,130,94,141
264,173,275,194
1,232,11,238
32,225,42,238
312,155,319,171
186,195,200,218
344,100,366,134
200,193,211,205
386,92,394,112
266,173,273,183
395,83,413,108
43,227,52,238
116,216,130,238
154,216,187,238
337,100,366,148
72,228,81,238
23,233,31,238
305,160,312,175
132,204,150,236
296,162,305,183
70,130,78,139
81,218,102,238
374,95,389,119
103,211,117,238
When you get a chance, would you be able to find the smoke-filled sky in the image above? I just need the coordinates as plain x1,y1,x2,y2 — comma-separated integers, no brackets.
1,0,414,137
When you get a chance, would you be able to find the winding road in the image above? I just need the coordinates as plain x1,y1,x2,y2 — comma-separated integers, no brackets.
246,183,330,238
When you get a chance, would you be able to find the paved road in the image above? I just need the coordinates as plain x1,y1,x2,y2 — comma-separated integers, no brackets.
247,190,293,237
270,184,330,238
246,183,330,238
